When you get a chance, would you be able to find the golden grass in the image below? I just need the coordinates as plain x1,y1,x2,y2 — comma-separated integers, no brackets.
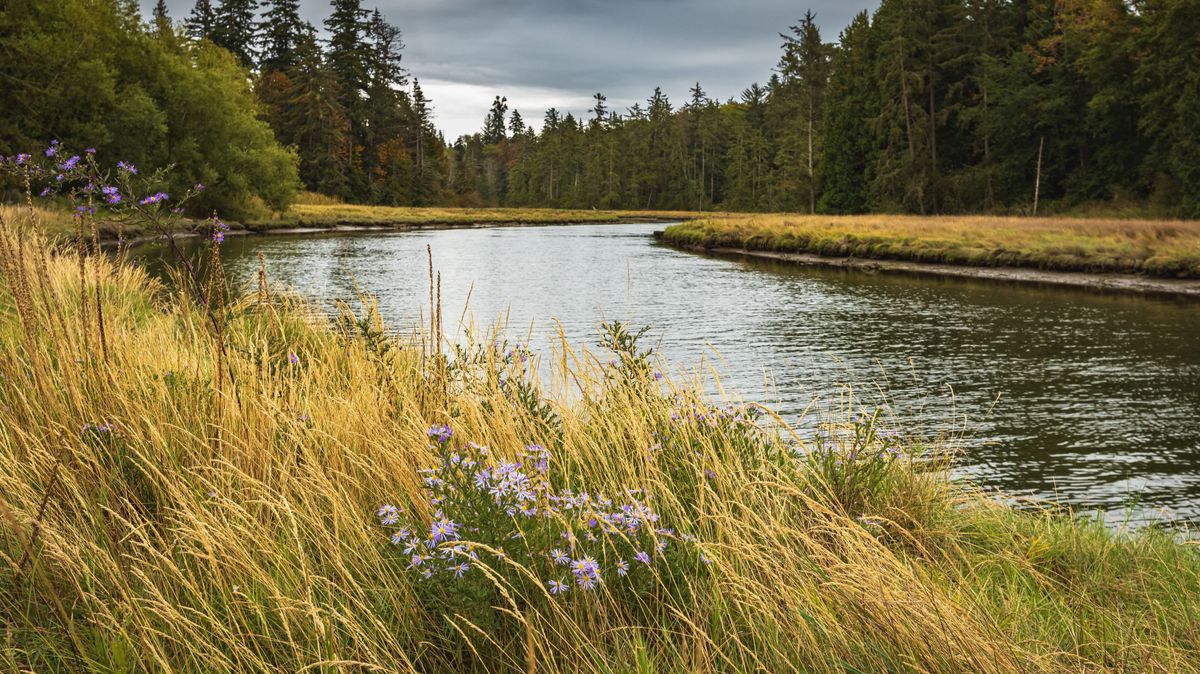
1,207,1199,672
256,203,702,229
662,213,1200,278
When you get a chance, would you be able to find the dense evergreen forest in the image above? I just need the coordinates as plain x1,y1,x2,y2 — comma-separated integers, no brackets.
2,0,1197,218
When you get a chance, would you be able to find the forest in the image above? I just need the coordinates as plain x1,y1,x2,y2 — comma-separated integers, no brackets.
1,0,1197,219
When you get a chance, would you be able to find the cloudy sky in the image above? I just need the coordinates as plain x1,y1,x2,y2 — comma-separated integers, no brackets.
148,0,876,138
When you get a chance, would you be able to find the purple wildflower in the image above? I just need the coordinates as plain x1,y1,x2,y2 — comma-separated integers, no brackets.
101,185,121,204
547,579,568,595
139,191,169,206
430,517,458,543
288,352,299,365
616,559,629,576
59,155,80,171
551,548,570,565
376,504,400,525
212,231,225,244
45,140,59,157
634,550,651,565
427,423,453,444
117,161,138,174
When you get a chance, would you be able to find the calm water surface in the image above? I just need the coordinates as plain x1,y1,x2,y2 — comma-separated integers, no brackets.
137,223,1200,523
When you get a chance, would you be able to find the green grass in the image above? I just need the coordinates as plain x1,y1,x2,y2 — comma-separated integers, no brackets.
1,211,1199,672
662,213,1200,278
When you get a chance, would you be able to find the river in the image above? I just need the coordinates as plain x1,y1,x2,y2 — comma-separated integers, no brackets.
134,222,1200,524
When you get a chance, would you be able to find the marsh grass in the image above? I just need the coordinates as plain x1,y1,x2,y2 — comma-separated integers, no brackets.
663,214,1200,278
254,203,701,229
1,203,1199,673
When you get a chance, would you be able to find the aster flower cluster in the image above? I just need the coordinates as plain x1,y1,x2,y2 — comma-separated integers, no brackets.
376,424,698,599
1,142,202,221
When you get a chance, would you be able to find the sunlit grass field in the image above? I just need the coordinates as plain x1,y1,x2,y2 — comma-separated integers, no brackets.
2,205,1200,672
662,214,1200,278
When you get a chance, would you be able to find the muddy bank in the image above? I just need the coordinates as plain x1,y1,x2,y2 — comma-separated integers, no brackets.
658,238,1200,299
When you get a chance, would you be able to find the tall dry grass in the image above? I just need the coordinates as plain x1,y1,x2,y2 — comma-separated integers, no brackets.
663,214,1200,278
1,205,1198,673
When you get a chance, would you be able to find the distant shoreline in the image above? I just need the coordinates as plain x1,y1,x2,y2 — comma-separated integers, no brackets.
659,239,1200,299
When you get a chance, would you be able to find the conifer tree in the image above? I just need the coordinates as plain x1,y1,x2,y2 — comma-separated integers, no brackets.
212,0,259,67
258,0,306,72
819,11,878,213
185,0,217,41
152,0,172,35
483,96,508,144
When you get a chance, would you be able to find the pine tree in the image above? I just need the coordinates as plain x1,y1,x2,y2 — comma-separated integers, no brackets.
324,0,370,102
509,109,526,137
819,11,878,213
591,93,607,129
212,0,259,67
483,96,508,144
1137,0,1200,217
258,0,306,72
185,0,218,41
774,11,830,213
280,30,353,197
152,0,171,35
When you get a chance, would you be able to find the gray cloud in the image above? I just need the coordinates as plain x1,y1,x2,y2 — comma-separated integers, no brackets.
149,0,875,136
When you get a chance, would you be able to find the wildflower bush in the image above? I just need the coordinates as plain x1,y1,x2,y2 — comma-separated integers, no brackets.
2,141,213,245
376,423,708,654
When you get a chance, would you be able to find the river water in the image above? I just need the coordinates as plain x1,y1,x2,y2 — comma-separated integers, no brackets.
135,222,1200,524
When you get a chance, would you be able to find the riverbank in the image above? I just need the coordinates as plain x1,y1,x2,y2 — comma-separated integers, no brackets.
678,244,1200,298
660,214,1200,280
0,203,702,242
3,222,1200,672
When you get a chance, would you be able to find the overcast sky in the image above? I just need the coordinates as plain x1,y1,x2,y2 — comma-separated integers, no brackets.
147,0,876,138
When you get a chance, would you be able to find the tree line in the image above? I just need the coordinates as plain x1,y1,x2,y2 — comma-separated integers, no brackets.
459,1,1199,217
2,0,1197,218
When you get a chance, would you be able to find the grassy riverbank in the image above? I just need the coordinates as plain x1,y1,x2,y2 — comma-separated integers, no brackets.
250,200,701,230
662,214,1200,278
7,200,702,242
2,217,1200,672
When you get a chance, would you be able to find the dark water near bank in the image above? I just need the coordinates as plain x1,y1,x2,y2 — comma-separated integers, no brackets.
135,223,1200,524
